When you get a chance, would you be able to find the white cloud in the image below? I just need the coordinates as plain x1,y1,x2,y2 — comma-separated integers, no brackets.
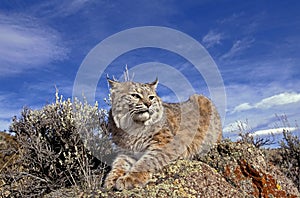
221,38,255,60
223,120,249,133
255,92,300,109
251,127,298,137
232,92,300,113
202,30,223,48
0,14,68,76
232,103,252,113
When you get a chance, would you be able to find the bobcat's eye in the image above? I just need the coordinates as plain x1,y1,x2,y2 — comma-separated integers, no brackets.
149,95,155,100
131,93,141,99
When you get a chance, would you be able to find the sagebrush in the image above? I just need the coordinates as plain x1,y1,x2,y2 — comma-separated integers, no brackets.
279,129,300,191
0,93,113,197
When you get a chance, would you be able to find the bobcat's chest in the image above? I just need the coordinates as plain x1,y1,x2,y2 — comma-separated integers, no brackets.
124,127,157,152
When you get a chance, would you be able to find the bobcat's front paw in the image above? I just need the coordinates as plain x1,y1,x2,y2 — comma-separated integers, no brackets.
115,174,141,190
104,173,117,190
104,169,126,189
115,172,150,190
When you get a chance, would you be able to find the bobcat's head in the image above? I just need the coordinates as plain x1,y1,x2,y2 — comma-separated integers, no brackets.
108,78,163,130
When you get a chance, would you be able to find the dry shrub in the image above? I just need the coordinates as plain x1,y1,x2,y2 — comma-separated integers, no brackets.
236,120,275,148
0,132,19,172
278,129,300,191
271,114,300,191
0,92,113,197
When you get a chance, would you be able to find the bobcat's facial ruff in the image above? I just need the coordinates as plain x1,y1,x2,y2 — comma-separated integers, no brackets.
104,79,222,190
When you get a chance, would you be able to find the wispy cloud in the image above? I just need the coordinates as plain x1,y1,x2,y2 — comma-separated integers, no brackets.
202,30,223,48
233,92,300,113
0,93,21,130
217,11,265,35
217,12,244,24
59,0,91,15
31,0,93,18
221,37,255,60
0,14,68,76
0,120,11,131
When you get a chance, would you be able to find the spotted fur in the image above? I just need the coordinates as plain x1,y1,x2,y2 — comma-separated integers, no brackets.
104,79,222,190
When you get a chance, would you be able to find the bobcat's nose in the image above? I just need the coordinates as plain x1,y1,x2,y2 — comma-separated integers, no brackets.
143,100,152,108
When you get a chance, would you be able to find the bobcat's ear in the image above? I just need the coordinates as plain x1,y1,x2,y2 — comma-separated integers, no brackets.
148,77,159,90
107,77,120,89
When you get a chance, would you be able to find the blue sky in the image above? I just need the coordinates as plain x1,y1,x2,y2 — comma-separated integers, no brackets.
0,0,299,141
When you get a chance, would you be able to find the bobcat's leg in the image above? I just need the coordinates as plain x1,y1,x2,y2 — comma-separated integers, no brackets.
115,146,178,190
104,154,136,189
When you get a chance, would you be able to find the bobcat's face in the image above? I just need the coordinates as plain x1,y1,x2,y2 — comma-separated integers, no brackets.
128,90,158,122
108,79,163,129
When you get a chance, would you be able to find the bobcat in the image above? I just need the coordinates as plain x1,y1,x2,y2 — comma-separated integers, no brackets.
104,78,222,190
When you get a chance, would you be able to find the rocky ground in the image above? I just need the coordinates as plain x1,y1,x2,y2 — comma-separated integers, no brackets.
43,141,299,198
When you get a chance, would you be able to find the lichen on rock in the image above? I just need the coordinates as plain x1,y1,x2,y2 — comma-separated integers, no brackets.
198,140,299,198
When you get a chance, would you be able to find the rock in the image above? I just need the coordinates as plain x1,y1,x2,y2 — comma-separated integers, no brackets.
199,140,299,198
42,141,300,197
69,160,248,198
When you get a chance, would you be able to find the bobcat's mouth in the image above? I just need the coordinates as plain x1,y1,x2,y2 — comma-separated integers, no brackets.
132,109,150,122
136,110,149,114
